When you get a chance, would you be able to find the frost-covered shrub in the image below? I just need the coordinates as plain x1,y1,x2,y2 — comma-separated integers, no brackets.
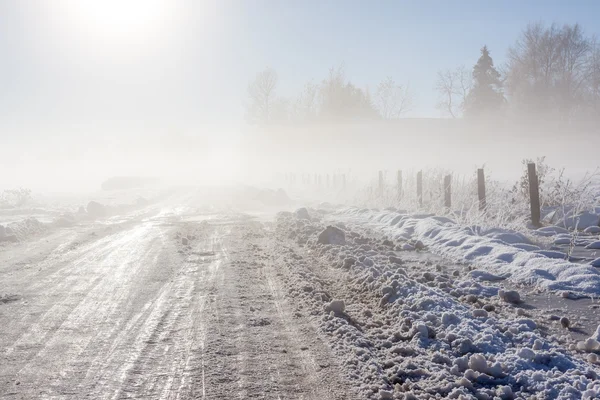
0,188,32,208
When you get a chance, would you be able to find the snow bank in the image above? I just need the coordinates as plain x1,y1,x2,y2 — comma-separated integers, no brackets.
336,208,600,296
543,207,600,230
276,212,600,399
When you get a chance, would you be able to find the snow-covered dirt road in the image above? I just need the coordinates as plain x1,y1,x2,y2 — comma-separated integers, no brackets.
5,199,600,399
0,208,348,399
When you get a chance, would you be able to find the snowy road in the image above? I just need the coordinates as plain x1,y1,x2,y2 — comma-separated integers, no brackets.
0,208,348,399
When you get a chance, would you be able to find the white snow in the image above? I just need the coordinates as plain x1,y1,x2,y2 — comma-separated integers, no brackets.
277,209,600,399
335,208,600,296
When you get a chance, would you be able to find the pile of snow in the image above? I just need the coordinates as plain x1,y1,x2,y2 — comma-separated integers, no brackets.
317,226,346,245
274,212,600,399
0,218,46,242
336,208,600,296
0,224,18,243
294,207,310,220
86,201,107,218
542,207,600,230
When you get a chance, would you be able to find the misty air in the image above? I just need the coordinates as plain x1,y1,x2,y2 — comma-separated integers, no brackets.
2,1,600,399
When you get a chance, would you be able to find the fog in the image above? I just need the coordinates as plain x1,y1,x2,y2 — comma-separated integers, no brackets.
1,1,599,195
4,4,600,398
3,118,598,193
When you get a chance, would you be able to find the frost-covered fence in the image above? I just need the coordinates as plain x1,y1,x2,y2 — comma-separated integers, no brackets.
527,163,541,227
350,161,600,233
444,174,452,209
396,170,403,201
477,168,486,210
276,161,600,232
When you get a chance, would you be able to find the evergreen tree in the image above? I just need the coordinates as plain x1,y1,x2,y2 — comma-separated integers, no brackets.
465,46,504,117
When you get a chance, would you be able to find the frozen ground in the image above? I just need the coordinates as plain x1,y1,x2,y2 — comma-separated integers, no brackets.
2,190,600,399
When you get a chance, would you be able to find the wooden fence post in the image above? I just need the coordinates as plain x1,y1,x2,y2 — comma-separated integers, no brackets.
397,170,403,200
342,174,346,190
444,175,452,209
417,170,423,207
477,168,486,211
378,171,384,198
528,163,541,227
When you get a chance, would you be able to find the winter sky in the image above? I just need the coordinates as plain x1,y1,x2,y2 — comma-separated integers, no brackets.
2,1,600,132
1,1,599,192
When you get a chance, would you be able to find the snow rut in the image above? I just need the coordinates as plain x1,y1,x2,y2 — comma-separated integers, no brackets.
0,215,347,399
199,224,348,399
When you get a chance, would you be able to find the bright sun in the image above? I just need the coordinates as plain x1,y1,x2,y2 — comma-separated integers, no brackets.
62,0,170,42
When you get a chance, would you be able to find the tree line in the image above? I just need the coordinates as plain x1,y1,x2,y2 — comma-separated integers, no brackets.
245,65,413,124
246,22,600,124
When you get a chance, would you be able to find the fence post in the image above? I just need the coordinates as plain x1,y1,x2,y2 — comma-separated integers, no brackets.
342,174,346,190
528,163,541,227
397,170,403,200
417,170,423,207
326,174,330,189
477,168,486,211
444,175,452,209
378,170,384,198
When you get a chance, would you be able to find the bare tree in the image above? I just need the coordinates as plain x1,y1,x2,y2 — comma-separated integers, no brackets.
374,76,413,118
587,40,600,116
246,67,278,124
506,22,594,120
291,81,319,121
270,97,291,123
318,65,377,120
435,66,471,117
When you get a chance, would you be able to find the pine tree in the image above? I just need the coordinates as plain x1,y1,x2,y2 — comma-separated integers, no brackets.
465,46,504,117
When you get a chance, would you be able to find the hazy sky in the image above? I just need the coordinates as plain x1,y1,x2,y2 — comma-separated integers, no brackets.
1,1,599,191
2,0,600,131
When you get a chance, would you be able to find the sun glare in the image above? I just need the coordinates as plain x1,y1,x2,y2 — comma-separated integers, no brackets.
62,0,170,42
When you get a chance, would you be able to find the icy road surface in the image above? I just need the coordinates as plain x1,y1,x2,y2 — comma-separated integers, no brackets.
0,208,347,399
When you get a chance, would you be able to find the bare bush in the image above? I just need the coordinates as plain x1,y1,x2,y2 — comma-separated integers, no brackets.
0,188,32,208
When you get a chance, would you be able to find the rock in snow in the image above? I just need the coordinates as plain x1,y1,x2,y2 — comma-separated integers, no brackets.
472,309,488,318
317,226,346,245
294,207,310,220
324,299,345,314
498,289,520,304
86,201,107,218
